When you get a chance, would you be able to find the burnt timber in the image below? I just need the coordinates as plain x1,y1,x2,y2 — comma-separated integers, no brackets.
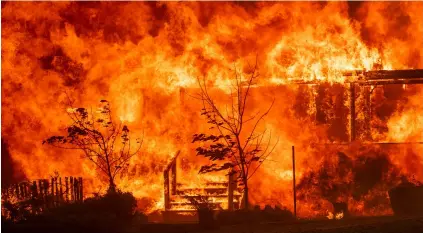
163,151,241,223
290,69,423,85
289,69,423,143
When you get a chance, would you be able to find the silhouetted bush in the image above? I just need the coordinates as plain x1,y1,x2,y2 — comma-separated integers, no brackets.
187,196,218,230
3,190,147,233
389,183,423,216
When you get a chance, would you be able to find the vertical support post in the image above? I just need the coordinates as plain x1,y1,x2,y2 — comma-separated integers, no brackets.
171,160,177,195
350,83,356,142
15,184,20,200
59,177,63,202
25,183,29,198
38,180,43,199
44,180,48,206
227,170,235,211
22,183,27,199
70,177,74,202
79,177,83,201
65,177,69,202
292,146,297,218
51,178,55,196
364,86,372,140
55,177,59,203
164,170,170,210
20,183,24,199
74,178,79,202
32,181,38,199
44,180,49,202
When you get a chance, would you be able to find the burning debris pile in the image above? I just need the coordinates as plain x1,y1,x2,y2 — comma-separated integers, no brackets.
1,1,423,218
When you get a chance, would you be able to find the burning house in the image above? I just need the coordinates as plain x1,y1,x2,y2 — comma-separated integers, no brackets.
2,1,423,222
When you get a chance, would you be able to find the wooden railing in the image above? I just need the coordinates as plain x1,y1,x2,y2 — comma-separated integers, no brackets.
163,151,240,213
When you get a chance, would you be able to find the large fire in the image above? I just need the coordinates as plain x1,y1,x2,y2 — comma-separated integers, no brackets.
2,2,422,218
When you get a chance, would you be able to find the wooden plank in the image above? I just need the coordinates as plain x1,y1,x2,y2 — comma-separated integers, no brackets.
32,181,38,199
15,184,20,200
51,178,54,197
19,183,25,200
38,180,43,199
171,159,177,195
59,177,63,202
292,146,297,219
79,177,83,201
74,177,78,201
164,170,170,210
228,170,235,211
55,177,59,204
65,177,69,202
350,83,356,142
70,177,74,202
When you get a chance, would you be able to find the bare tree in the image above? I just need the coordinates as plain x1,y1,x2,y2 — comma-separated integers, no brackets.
43,99,143,192
192,60,277,209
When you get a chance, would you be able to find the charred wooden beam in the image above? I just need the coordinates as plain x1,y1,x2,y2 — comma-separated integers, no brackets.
171,159,177,195
164,151,180,211
357,79,423,85
350,83,356,142
289,69,423,85
164,169,170,211
359,69,423,80
179,194,242,198
79,177,83,202
227,170,235,211
292,146,297,218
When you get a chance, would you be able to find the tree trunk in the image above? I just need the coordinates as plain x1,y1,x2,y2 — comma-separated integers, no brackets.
105,153,116,193
243,179,249,210
108,177,116,193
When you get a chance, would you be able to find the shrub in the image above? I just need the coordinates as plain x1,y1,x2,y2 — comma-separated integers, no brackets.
3,190,146,233
187,196,218,230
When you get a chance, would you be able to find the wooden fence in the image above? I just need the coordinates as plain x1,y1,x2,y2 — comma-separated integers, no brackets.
2,176,83,207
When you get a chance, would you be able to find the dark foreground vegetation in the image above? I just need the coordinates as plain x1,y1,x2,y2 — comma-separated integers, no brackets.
2,190,147,233
3,184,423,233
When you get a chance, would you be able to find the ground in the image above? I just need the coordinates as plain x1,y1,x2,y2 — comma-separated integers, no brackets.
188,216,423,233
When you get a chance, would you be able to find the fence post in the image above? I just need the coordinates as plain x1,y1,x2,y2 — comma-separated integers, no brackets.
70,177,74,202
74,178,79,201
19,183,25,200
38,180,43,199
292,146,297,219
171,160,177,195
65,177,69,202
164,170,170,210
44,179,49,208
59,177,63,202
79,177,83,202
15,184,20,200
32,181,38,199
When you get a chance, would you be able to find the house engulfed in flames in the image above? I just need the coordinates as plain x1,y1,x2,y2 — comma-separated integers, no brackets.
160,69,423,221
2,2,423,221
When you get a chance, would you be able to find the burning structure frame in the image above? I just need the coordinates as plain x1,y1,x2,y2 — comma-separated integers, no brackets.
161,69,423,221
